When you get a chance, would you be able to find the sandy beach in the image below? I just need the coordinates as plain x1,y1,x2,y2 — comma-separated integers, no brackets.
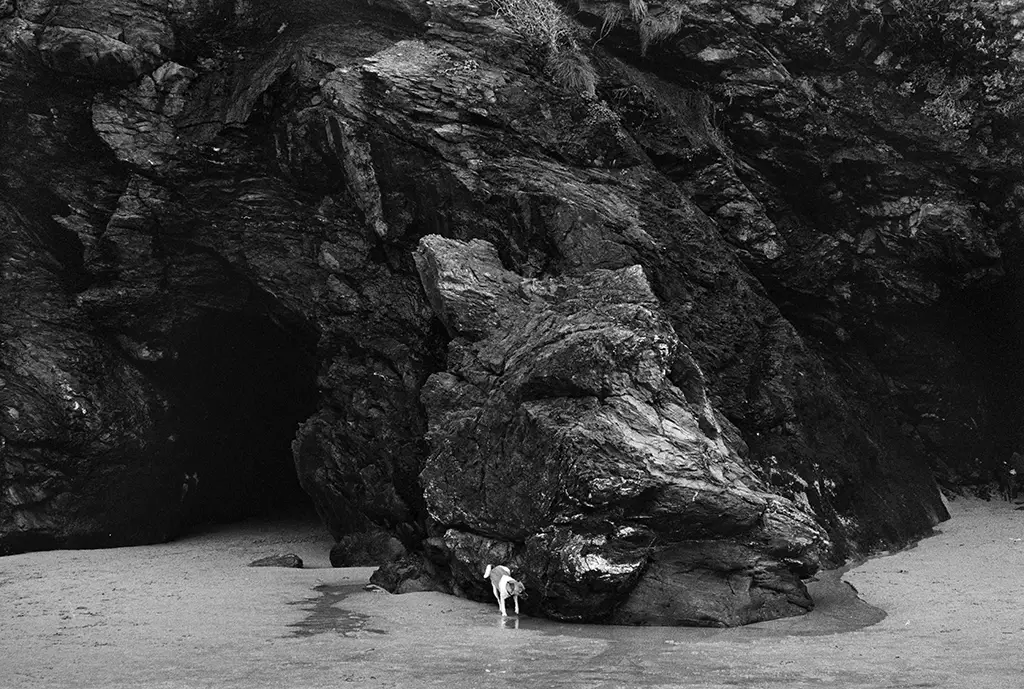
1,497,1021,688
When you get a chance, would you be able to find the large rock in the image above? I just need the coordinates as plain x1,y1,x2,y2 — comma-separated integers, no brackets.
4,0,1019,577
414,234,828,624
306,0,952,561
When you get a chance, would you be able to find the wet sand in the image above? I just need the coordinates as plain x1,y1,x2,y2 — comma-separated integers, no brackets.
1,497,1021,688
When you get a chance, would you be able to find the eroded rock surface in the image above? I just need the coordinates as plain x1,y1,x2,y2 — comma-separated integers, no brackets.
574,0,1024,494
304,0,950,558
0,198,181,551
2,0,1021,627
414,235,827,624
248,553,303,568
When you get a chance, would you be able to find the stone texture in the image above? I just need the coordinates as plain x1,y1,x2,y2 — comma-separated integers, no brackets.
37,26,160,82
0,198,182,553
4,0,1023,625
92,62,197,171
369,554,451,595
297,0,953,565
414,235,827,624
329,530,406,567
574,0,1024,498
248,553,303,568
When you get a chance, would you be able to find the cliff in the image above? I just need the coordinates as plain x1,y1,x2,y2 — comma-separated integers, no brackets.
2,0,1021,624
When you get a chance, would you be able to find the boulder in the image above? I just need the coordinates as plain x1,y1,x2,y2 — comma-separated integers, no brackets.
329,530,406,567
249,553,303,568
414,234,828,624
369,555,451,595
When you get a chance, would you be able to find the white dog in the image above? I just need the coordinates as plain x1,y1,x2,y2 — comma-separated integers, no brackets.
483,564,525,616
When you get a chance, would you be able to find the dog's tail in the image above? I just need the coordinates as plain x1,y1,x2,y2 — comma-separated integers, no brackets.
483,564,492,579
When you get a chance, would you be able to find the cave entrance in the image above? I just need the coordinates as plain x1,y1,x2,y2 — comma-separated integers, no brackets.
949,250,1024,477
166,310,319,526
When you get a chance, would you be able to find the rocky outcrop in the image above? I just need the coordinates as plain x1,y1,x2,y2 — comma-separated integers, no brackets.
0,197,181,551
1,0,440,550
2,0,1020,622
301,0,951,557
574,0,1024,493
414,234,828,624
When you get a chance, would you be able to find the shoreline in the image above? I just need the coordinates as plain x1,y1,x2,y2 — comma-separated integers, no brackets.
1,496,1021,688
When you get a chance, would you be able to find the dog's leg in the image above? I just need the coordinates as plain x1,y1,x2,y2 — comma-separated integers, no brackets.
492,585,502,611
513,594,519,615
499,593,507,616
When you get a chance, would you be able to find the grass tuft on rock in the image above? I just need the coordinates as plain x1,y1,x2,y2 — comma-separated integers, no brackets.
490,0,598,97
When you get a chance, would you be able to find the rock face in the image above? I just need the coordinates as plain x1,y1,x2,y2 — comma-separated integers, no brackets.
415,235,827,624
572,0,1024,497
1,0,437,552
1,0,1021,623
0,199,180,551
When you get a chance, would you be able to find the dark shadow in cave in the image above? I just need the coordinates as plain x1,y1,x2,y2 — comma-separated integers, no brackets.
160,310,320,527
948,249,1024,478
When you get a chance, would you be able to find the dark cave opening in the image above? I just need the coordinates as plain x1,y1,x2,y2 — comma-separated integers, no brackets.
160,310,320,527
949,252,1024,479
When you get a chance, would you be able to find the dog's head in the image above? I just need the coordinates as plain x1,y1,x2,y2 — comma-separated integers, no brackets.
505,579,526,597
